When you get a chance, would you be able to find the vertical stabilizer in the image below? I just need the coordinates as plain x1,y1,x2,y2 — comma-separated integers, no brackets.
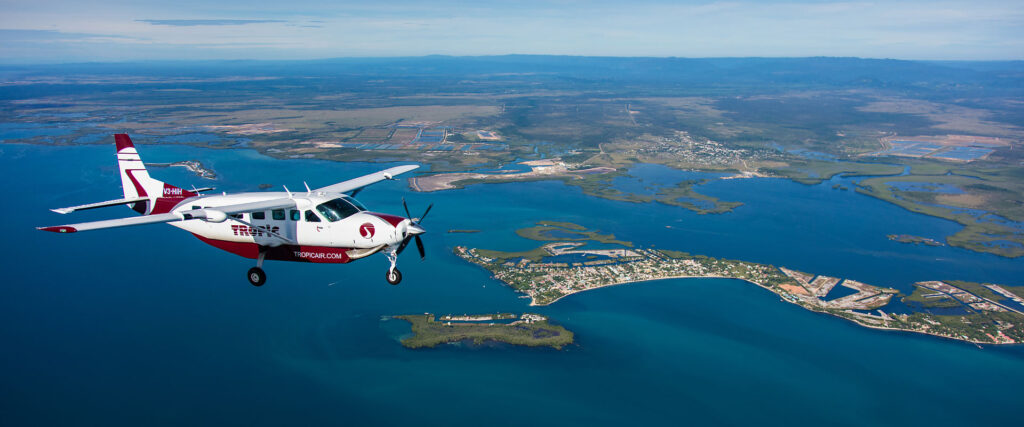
114,134,195,215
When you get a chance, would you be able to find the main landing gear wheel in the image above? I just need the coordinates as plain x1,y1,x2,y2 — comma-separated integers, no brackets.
247,267,267,287
386,268,402,285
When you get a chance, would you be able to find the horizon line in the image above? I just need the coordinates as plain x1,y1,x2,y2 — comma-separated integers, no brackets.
2,54,1023,67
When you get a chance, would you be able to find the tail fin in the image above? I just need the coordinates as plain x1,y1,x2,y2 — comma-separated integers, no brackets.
115,134,195,215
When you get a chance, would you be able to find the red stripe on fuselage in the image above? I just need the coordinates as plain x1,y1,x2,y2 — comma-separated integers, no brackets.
192,234,353,264
366,212,406,227
150,185,196,214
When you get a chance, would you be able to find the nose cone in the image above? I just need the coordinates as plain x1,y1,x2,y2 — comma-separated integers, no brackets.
407,223,426,236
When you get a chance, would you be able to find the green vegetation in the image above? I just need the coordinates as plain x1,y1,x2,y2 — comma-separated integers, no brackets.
475,246,550,263
887,234,944,246
946,280,1018,302
902,285,962,308
394,314,574,350
516,221,633,246
891,311,1024,344
536,221,586,231
858,172,1024,257
766,160,904,185
563,173,742,215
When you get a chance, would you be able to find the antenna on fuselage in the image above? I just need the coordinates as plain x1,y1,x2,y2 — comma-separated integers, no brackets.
283,185,292,198
303,181,311,195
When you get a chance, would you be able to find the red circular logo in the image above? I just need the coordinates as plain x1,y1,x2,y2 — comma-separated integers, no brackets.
359,223,375,238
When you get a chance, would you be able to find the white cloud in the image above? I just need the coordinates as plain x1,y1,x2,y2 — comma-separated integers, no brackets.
0,0,1021,61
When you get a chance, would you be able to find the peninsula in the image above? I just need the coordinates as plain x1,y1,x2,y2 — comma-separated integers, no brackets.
393,313,574,350
410,159,615,192
146,160,217,180
456,221,1024,345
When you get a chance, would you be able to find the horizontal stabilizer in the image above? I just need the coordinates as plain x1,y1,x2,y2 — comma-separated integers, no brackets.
51,196,150,214
39,197,299,233
39,212,185,233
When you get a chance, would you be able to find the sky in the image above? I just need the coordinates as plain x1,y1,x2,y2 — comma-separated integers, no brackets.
1,0,1022,63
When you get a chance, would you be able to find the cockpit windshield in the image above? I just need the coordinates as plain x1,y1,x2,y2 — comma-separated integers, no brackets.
346,197,368,211
316,197,363,222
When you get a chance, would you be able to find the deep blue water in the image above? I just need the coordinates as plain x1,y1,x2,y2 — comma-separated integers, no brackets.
2,143,1023,426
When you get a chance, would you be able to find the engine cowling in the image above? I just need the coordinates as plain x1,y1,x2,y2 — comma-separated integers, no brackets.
202,209,228,223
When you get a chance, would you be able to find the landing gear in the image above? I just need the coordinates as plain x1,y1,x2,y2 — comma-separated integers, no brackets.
386,268,402,285
385,248,402,285
247,267,266,286
248,248,267,287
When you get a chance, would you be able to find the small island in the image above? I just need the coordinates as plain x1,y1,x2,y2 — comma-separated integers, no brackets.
147,160,217,179
455,221,1024,345
393,313,574,349
887,234,944,246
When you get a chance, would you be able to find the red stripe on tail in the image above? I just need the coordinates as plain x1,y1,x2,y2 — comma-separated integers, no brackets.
115,134,135,152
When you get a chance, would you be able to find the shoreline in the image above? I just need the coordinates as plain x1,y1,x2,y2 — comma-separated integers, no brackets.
529,274,1019,346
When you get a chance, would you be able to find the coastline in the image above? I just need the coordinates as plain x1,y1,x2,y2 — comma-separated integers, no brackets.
456,224,1023,347
530,273,1019,345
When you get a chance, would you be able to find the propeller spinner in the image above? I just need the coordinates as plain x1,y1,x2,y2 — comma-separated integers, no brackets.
397,198,431,259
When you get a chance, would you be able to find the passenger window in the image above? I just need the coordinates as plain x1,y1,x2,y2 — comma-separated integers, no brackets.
305,210,321,222
191,206,201,210
252,211,265,220
290,210,301,221
272,209,285,220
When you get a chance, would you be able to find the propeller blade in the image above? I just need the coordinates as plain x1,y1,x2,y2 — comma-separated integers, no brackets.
396,236,412,255
420,204,433,222
415,235,425,259
402,197,412,219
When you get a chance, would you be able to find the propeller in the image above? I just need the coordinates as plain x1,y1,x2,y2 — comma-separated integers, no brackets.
397,198,432,260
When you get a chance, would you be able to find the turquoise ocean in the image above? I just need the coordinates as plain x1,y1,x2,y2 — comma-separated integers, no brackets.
2,143,1023,425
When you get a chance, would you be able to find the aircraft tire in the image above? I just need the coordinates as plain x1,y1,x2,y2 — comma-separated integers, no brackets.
248,267,267,287
386,268,402,285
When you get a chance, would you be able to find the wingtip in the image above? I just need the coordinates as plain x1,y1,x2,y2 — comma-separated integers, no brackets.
38,226,77,233
51,208,73,214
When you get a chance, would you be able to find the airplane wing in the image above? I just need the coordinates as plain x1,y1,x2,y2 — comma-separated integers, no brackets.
39,197,298,233
314,165,419,195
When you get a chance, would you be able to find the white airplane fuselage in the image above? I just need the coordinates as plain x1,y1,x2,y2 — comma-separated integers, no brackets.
166,192,411,264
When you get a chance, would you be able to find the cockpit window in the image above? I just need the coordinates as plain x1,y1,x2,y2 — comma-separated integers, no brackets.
316,198,363,222
346,197,368,211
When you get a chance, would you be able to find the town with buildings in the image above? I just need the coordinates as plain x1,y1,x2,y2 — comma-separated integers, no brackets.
455,223,1024,345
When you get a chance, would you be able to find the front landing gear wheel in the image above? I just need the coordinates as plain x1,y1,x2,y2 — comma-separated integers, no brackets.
386,268,402,285
247,267,266,287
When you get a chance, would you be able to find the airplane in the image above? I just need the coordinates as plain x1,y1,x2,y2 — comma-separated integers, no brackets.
38,134,429,287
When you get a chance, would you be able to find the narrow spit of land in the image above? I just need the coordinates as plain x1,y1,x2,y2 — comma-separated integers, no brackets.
456,221,1024,345
146,160,217,179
